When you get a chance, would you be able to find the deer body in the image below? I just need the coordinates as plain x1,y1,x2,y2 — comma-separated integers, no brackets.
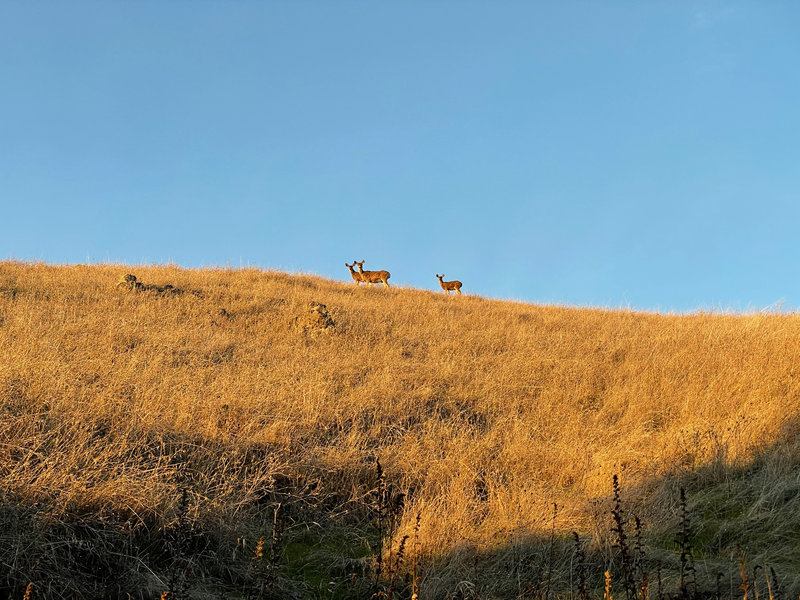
356,260,391,288
436,274,462,295
345,262,365,285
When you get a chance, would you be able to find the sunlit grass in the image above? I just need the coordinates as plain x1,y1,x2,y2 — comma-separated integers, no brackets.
1,261,799,597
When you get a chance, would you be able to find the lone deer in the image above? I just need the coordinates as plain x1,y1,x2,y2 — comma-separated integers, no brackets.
355,260,391,288
345,261,365,285
436,274,462,295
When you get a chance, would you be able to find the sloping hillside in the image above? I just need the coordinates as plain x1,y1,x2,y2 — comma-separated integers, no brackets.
1,262,798,599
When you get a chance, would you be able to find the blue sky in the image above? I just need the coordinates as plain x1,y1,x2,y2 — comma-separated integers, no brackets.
1,2,798,311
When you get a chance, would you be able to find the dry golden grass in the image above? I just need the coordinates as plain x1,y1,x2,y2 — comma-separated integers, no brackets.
1,261,799,597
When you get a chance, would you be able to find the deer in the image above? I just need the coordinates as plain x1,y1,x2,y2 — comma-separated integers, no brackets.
345,261,365,285
355,260,391,288
436,274,462,295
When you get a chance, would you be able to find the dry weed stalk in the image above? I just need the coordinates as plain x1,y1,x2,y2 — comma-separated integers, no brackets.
572,532,590,600
676,488,696,599
543,502,558,600
738,548,751,600
766,566,780,600
246,503,283,599
610,475,636,600
411,513,421,600
165,487,194,600
655,562,663,600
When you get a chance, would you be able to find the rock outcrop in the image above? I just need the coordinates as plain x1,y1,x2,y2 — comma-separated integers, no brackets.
292,301,335,335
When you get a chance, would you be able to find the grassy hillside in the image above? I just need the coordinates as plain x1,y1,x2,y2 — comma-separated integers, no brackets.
1,262,799,599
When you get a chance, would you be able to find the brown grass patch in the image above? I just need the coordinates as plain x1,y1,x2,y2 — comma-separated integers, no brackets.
1,262,799,597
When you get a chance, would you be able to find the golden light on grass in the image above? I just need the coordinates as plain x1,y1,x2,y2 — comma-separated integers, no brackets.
1,261,799,597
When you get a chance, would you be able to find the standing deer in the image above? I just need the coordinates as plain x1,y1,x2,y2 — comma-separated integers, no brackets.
436,274,462,295
355,260,391,288
345,261,365,285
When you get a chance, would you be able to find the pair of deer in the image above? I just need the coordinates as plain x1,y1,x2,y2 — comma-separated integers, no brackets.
345,261,462,295
345,260,391,288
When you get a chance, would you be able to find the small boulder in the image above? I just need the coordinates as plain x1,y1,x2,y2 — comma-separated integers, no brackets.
293,301,335,335
115,274,182,295
116,274,143,290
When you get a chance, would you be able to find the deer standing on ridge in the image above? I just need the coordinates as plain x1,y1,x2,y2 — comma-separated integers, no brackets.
436,274,462,295
345,261,365,285
355,260,391,288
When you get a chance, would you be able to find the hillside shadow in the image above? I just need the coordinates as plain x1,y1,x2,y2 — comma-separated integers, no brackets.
410,415,800,599
2,417,799,599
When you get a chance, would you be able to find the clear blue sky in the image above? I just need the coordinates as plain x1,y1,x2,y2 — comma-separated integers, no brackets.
2,2,798,311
